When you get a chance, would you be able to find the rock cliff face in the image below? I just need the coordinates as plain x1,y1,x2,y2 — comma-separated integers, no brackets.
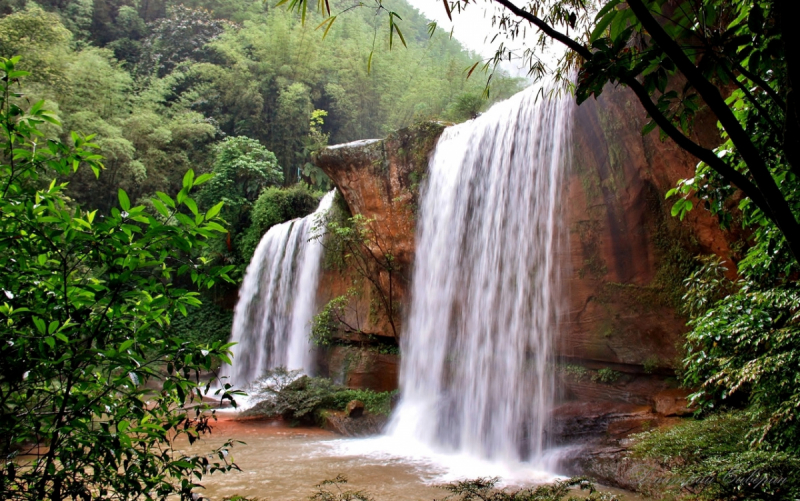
311,86,734,422
312,123,445,391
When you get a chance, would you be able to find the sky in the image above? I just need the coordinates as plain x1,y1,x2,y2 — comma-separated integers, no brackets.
403,0,562,78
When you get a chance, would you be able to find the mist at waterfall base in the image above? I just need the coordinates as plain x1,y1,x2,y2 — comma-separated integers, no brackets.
327,84,574,482
218,190,335,407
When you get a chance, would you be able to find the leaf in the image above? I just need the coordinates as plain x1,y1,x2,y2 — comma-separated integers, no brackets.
194,173,214,186
747,4,763,34
184,198,199,216
427,21,437,38
466,61,480,79
316,16,337,39
205,221,227,232
671,199,684,217
594,0,621,21
442,0,452,21
393,24,407,48
118,189,131,212
182,170,195,189
367,51,374,73
641,120,657,136
609,8,631,42
30,100,44,115
590,10,617,43
206,201,224,219
40,114,61,126
175,213,195,228
156,192,176,208
152,199,170,218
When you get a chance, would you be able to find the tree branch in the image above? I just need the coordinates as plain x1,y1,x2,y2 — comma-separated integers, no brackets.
626,0,800,246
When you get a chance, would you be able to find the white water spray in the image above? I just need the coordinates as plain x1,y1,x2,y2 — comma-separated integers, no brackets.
388,86,573,465
220,190,335,389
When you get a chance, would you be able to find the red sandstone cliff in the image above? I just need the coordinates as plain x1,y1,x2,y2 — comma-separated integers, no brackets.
312,86,735,414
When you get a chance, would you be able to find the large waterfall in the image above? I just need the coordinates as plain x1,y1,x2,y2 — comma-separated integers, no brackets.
388,87,573,465
220,191,335,389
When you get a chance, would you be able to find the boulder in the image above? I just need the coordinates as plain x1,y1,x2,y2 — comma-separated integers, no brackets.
345,399,365,418
321,410,387,436
653,388,695,416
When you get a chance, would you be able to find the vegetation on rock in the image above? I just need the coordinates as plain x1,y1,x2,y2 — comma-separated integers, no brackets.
632,412,800,500
241,368,395,423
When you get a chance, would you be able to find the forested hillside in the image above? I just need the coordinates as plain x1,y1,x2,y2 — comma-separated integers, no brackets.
0,0,524,358
0,0,521,230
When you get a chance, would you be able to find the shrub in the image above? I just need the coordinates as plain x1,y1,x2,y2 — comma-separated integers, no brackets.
631,412,800,500
438,476,620,500
0,58,239,500
331,389,395,416
591,368,621,384
682,257,800,449
310,475,374,501
560,364,589,381
241,369,394,423
238,184,321,262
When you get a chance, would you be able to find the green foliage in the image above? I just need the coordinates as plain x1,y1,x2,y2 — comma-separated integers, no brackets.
239,184,321,262
0,6,71,88
315,213,400,337
310,475,374,501
169,301,234,347
591,368,621,384
242,368,394,422
0,0,523,233
438,476,620,501
138,5,227,77
198,135,282,248
560,364,589,381
302,108,332,189
0,58,240,500
681,255,734,318
682,258,800,450
631,412,800,500
330,388,396,416
311,293,354,346
642,356,659,374
444,92,486,122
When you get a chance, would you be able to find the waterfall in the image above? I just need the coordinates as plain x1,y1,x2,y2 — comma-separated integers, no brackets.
220,190,335,389
388,86,573,464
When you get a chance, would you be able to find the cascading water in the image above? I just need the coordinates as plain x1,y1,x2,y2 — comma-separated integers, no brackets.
388,86,573,465
220,190,335,389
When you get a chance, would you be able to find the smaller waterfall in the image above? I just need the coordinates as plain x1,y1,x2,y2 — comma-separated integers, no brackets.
220,190,335,389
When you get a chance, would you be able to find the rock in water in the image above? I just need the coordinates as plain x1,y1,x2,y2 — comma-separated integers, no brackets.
346,400,365,418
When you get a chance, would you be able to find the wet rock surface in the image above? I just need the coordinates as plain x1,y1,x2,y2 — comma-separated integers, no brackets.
313,123,446,350
346,399,365,418
321,410,389,437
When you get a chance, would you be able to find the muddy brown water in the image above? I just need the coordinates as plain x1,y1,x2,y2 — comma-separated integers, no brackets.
179,418,644,501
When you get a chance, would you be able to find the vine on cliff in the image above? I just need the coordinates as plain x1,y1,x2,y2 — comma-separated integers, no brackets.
312,193,401,339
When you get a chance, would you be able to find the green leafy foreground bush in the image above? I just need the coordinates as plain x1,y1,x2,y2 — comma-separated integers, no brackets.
240,368,395,423
631,412,800,500
0,58,240,499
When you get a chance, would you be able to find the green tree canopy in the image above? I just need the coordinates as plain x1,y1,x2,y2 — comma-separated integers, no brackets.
199,135,283,236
